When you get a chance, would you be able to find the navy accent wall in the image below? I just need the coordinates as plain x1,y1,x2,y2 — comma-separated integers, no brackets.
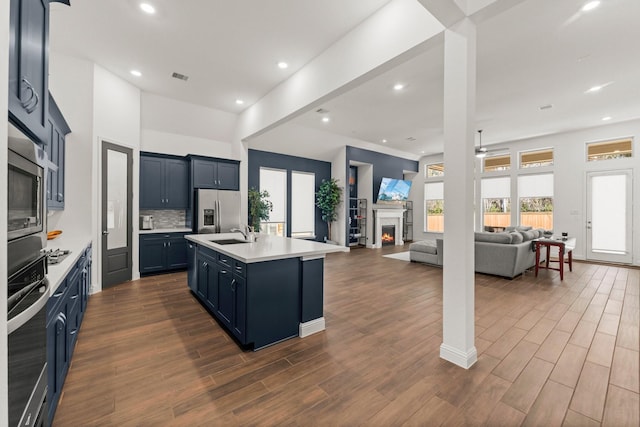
248,150,332,242
346,146,418,199
345,146,418,244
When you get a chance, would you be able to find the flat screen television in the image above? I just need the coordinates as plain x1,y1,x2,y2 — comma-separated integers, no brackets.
376,178,412,204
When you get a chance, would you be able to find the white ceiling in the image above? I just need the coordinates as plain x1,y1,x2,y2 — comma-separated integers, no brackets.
50,0,640,160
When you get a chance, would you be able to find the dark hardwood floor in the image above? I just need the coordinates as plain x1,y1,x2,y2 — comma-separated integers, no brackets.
53,245,639,426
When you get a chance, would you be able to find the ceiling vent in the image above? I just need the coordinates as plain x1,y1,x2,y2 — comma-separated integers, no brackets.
406,136,416,142
171,72,189,81
316,108,330,114
539,104,553,110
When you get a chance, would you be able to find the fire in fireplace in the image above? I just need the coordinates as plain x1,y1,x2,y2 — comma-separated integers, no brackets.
381,225,395,246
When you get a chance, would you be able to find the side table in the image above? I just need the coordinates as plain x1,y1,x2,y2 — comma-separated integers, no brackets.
534,237,576,280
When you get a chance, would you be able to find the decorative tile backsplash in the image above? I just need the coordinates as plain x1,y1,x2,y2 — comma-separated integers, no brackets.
140,210,186,229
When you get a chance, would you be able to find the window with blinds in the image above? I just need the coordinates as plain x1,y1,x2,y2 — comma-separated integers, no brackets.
483,154,511,172
587,138,633,161
520,149,553,168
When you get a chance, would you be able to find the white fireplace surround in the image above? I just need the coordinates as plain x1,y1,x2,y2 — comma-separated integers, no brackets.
373,208,405,249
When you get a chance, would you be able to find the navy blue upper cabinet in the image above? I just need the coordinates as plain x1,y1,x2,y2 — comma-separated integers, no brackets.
140,153,189,209
191,157,239,190
9,0,50,144
47,95,71,210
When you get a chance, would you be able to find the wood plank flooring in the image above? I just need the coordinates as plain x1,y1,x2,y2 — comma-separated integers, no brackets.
53,246,640,426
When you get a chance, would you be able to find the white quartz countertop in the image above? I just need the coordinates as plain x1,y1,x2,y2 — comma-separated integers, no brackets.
185,233,348,263
45,234,92,295
139,227,192,234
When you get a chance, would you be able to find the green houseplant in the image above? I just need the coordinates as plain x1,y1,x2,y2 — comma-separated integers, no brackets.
316,178,342,243
248,188,273,232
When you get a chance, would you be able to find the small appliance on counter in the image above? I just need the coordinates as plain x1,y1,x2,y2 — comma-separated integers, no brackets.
140,215,154,230
43,248,71,265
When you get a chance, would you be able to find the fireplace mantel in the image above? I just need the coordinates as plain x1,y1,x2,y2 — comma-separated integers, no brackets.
372,208,405,249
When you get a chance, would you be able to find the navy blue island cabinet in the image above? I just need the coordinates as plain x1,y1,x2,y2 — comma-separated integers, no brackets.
188,244,305,349
140,153,189,209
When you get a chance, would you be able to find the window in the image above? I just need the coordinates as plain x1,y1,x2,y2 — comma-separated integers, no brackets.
291,171,315,238
520,148,553,168
424,182,444,232
481,177,511,231
483,154,511,172
426,163,444,178
259,168,286,236
587,138,633,161
518,174,553,230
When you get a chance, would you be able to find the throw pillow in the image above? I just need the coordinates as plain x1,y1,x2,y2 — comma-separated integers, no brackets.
515,225,533,232
521,230,538,241
474,232,513,244
510,231,524,244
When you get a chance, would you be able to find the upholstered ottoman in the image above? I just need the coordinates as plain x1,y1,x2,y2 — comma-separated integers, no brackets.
409,240,441,266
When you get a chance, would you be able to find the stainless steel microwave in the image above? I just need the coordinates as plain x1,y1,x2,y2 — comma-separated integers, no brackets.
8,121,46,242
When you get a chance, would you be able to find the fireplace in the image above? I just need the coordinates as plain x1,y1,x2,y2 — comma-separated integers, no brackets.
381,225,395,246
372,208,405,249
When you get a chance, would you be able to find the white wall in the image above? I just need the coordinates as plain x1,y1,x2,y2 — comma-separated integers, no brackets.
140,92,238,159
1,0,10,421
412,119,640,265
47,53,95,238
93,64,142,288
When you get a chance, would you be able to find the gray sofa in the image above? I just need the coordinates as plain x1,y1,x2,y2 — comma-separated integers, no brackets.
409,228,546,279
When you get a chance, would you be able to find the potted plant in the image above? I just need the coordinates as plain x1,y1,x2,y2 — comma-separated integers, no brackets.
316,178,342,243
248,187,273,232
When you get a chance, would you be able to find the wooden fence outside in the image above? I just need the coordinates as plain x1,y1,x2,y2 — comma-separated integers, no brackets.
425,212,553,232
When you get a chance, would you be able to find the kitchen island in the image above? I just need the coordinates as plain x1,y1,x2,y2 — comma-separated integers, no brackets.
185,233,348,349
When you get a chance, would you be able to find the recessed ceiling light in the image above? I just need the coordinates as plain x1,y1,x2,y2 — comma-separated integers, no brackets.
130,70,142,77
421,151,425,154
393,83,404,91
381,139,387,143
586,85,602,93
277,62,288,69
602,116,612,121
235,99,244,105
582,1,600,12
140,3,156,14
322,117,330,123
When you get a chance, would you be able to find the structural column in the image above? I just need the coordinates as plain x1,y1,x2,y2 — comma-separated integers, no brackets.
440,18,477,369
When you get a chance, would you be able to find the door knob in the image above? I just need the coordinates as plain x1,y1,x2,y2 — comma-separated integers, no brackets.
102,230,109,235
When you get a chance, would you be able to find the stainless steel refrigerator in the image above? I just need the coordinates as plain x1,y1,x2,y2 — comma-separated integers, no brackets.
196,189,241,233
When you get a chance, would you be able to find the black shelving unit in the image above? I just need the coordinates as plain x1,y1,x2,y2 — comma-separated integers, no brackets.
403,200,413,242
349,198,367,247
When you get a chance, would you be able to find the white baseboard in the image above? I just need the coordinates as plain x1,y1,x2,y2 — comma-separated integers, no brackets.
299,317,326,338
439,343,478,369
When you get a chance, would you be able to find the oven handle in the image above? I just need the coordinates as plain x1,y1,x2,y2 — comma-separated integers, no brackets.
7,280,49,335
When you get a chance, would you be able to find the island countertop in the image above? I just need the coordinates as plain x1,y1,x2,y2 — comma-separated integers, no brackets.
185,233,348,263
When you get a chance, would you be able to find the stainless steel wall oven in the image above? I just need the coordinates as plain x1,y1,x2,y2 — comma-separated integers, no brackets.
7,120,49,427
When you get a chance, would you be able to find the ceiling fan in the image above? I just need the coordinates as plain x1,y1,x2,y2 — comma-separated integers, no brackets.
475,129,507,158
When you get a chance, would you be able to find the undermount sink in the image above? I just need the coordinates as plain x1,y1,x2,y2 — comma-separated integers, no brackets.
209,239,250,245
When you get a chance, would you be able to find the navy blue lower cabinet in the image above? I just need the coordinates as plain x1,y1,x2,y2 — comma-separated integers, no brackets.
187,244,300,350
187,242,197,293
47,243,92,424
139,233,188,275
301,258,324,322
232,274,246,342
216,266,234,326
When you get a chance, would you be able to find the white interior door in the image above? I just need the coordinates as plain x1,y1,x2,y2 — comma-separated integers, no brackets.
586,170,632,263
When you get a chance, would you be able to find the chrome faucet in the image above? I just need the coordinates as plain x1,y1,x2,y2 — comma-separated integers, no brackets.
230,225,252,240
